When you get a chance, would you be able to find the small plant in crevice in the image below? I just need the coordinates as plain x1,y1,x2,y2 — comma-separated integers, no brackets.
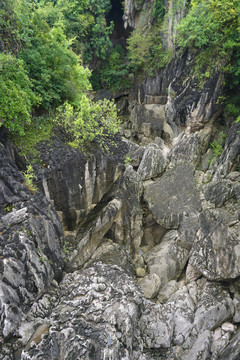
207,132,226,167
63,239,70,255
124,154,132,166
5,204,14,213
23,164,37,194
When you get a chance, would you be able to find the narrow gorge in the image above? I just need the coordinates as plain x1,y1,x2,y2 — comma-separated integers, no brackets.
1,0,240,359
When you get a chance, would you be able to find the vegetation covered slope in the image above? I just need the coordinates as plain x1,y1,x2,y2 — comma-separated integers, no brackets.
0,0,240,155
0,0,119,153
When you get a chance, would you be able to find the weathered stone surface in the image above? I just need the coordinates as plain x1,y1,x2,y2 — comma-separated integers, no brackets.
123,140,145,167
218,327,240,360
168,127,211,167
139,302,174,349
130,104,165,141
138,273,161,299
17,264,156,360
184,330,212,360
157,280,179,304
213,122,240,180
190,209,240,281
84,238,134,276
193,282,234,335
144,163,201,229
144,231,189,290
172,291,195,346
38,137,126,231
0,144,64,339
66,198,122,271
109,166,143,254
137,144,166,180
203,179,234,206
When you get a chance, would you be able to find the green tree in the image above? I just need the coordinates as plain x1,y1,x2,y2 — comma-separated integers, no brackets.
20,13,91,110
0,53,39,135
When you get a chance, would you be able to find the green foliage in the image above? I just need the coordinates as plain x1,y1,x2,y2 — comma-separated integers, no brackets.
0,53,39,135
0,0,32,54
56,97,120,149
176,0,240,119
20,17,91,110
50,0,114,61
124,154,132,166
207,132,226,166
91,45,130,91
13,116,53,159
23,164,37,193
127,23,171,75
153,0,165,19
5,204,14,213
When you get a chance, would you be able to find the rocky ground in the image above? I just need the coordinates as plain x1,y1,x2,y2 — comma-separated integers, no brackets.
1,0,240,357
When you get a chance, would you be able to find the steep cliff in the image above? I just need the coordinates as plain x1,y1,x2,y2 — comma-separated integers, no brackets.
1,0,240,359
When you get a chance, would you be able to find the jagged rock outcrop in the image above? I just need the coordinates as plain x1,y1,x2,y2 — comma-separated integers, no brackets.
2,0,240,358
0,143,64,340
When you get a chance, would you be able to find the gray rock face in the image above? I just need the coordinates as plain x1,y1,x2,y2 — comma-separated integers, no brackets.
213,122,240,180
129,104,166,142
190,209,240,281
38,139,126,231
137,144,166,180
168,127,211,167
184,330,212,360
66,198,122,271
193,282,234,334
144,163,201,229
0,145,64,339
18,263,171,360
140,231,189,296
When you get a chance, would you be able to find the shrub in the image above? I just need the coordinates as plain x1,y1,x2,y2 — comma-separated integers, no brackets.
0,53,39,135
56,96,120,149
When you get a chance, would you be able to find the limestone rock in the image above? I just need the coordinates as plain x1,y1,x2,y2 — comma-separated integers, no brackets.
136,267,146,278
84,238,134,276
139,302,174,348
0,145,64,339
37,137,126,231
213,122,240,180
184,330,212,360
129,104,165,142
190,209,240,281
168,127,211,167
137,144,166,180
138,273,161,299
18,264,148,360
203,179,234,206
172,292,195,346
109,166,143,254
144,231,190,290
193,282,234,335
218,327,240,360
144,163,201,229
67,198,122,271
157,280,179,304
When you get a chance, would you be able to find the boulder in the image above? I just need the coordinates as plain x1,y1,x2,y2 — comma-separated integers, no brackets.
143,231,190,290
189,209,240,281
157,280,179,304
138,273,161,299
184,330,212,360
144,163,201,229
168,127,211,167
193,282,234,334
137,144,166,180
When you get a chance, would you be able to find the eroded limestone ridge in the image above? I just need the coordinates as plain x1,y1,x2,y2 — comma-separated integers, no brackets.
1,2,240,359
